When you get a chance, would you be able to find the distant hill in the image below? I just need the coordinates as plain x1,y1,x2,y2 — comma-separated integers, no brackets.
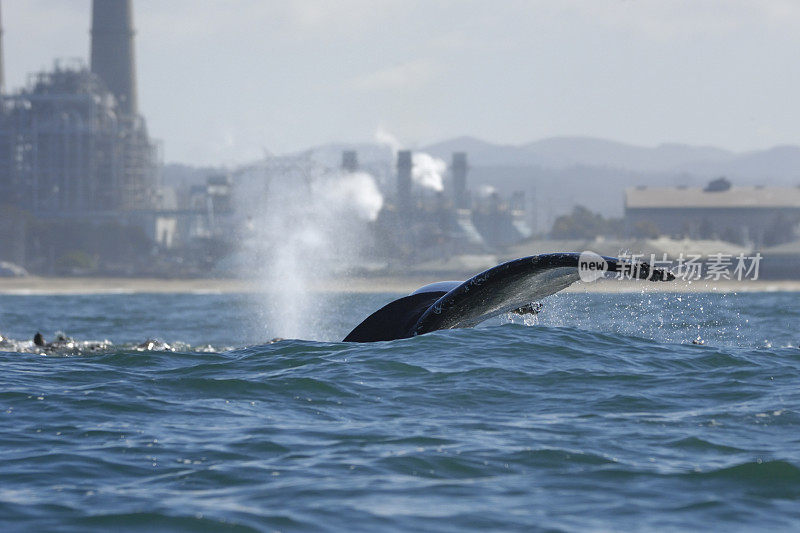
677,145,800,182
423,136,800,182
419,136,533,166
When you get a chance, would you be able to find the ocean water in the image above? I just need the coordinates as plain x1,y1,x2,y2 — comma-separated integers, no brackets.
1,289,800,531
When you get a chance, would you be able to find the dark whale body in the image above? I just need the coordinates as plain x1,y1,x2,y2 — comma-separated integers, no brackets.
344,253,674,343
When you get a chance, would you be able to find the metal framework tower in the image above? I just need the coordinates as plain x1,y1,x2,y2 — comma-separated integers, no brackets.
1,63,124,212
0,1,5,95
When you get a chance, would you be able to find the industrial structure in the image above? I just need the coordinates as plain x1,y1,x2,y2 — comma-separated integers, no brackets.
0,60,158,212
365,149,532,262
625,177,800,247
0,0,166,272
0,1,646,278
341,150,358,173
91,0,138,117
0,0,158,214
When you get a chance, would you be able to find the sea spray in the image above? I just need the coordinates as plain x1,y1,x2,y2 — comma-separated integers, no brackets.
235,156,383,340
233,129,448,340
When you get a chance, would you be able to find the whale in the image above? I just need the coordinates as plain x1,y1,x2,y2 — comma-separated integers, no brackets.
343,252,675,342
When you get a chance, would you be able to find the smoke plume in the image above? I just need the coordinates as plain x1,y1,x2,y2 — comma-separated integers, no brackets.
375,127,446,192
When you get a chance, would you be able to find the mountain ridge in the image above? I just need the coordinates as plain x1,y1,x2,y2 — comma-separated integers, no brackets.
421,135,800,180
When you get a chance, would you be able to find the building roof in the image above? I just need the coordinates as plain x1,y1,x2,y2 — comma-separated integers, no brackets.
502,237,751,262
625,185,800,209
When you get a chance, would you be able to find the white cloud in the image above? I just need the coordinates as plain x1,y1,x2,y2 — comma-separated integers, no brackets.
546,0,800,40
347,59,437,92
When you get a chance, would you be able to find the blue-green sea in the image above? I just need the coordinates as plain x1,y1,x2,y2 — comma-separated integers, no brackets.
1,289,800,531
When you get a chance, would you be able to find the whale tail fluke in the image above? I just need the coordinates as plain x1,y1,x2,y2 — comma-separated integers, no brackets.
343,291,447,343
344,253,675,342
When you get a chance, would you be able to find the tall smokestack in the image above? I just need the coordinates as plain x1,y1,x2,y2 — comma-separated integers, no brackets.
0,1,5,94
452,152,468,209
341,151,358,173
397,150,412,213
91,0,137,115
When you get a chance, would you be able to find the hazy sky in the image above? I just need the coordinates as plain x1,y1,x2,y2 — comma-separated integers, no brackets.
3,0,799,165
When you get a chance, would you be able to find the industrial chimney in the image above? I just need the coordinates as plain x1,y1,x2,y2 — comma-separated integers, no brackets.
451,152,468,209
91,0,137,116
396,150,412,214
0,1,5,95
341,151,358,173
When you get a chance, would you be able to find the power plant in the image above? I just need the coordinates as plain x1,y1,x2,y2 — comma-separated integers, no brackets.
0,0,533,276
0,0,166,272
0,0,157,214
366,149,531,264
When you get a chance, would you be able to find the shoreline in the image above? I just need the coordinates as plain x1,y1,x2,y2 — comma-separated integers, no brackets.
1,276,800,295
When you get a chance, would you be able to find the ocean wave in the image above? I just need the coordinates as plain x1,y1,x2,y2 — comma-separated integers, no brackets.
3,292,800,530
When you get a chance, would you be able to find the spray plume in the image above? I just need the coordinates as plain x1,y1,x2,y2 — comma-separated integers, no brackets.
236,158,383,340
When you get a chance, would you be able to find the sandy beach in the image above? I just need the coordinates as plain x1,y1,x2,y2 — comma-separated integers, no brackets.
1,276,799,295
